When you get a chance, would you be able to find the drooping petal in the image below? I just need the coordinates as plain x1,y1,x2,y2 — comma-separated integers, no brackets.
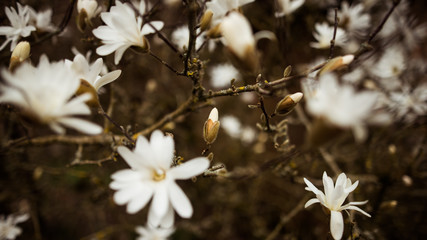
341,205,371,217
330,210,344,240
151,183,169,218
160,204,175,228
168,157,209,180
168,182,193,218
304,198,320,208
56,117,103,135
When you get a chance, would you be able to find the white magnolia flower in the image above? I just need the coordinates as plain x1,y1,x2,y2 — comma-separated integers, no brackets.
303,73,379,141
110,130,209,227
0,3,36,51
206,0,255,25
65,54,121,92
220,115,242,139
171,25,204,51
92,0,164,64
275,0,305,18
371,45,406,80
136,225,174,240
28,7,57,32
209,63,241,88
310,22,347,49
0,55,103,135
328,1,370,37
304,172,371,240
0,213,29,240
220,12,255,61
388,84,427,123
77,0,102,21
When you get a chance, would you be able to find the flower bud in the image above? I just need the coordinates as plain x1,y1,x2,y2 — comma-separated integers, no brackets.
200,10,213,32
9,41,31,71
317,54,354,76
274,92,303,115
77,0,100,31
203,108,220,144
206,23,222,38
76,79,100,107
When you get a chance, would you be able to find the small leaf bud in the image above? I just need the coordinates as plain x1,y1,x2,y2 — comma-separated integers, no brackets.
283,65,292,77
274,92,303,116
203,108,220,144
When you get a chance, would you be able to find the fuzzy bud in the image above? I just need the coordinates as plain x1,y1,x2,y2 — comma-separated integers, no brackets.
203,108,220,144
200,10,213,32
9,41,31,71
274,92,303,115
317,55,354,76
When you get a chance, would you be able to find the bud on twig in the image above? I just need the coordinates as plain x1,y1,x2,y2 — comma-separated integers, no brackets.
317,55,354,76
203,108,220,144
9,41,30,72
274,92,303,116
200,10,213,32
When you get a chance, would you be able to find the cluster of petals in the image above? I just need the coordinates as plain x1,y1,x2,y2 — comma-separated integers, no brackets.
0,213,29,240
310,22,347,49
304,172,371,240
92,0,164,64
0,55,103,135
110,130,209,227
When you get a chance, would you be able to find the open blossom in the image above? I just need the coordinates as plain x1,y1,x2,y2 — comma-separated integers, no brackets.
65,54,121,92
328,1,370,37
303,73,382,141
92,0,164,64
0,3,36,51
28,7,57,33
304,172,371,240
0,213,29,240
275,0,305,17
388,83,427,123
136,225,174,240
206,0,255,25
110,130,209,227
310,22,347,49
0,55,103,135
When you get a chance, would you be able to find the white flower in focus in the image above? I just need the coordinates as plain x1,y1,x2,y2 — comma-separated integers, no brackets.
136,225,174,240
303,73,379,141
0,3,36,51
65,54,121,92
220,12,256,63
209,63,241,88
92,0,164,64
0,55,103,135
328,2,370,37
206,0,255,25
77,0,102,21
171,25,204,51
0,213,29,240
310,22,347,49
28,8,57,32
110,130,209,227
275,0,305,18
389,84,427,123
304,172,371,240
370,45,406,79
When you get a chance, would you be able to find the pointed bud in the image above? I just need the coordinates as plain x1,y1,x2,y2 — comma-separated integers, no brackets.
203,108,220,144
207,23,222,38
317,54,354,76
274,92,303,115
200,10,213,32
76,8,88,32
9,41,30,71
283,65,292,77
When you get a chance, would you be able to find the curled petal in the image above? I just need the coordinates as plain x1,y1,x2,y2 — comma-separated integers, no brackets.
304,198,320,208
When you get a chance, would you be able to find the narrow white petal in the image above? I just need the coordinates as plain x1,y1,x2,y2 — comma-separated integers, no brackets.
110,169,141,182
330,210,344,240
345,180,359,193
126,187,155,214
141,21,164,35
304,198,320,208
168,182,193,218
94,70,121,90
117,146,145,170
56,117,102,135
303,178,322,195
160,204,175,228
150,130,174,170
151,183,169,217
169,157,209,180
342,205,371,217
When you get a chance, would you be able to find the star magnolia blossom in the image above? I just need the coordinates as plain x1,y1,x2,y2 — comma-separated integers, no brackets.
77,0,102,21
0,3,36,51
275,0,305,17
28,7,57,33
92,0,164,64
206,0,255,25
304,172,371,240
0,55,103,135
327,2,370,37
110,130,209,227
65,54,122,92
0,213,29,240
310,22,347,49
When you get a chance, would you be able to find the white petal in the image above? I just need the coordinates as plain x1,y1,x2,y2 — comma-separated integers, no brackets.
330,210,344,240
160,204,175,228
150,130,174,170
151,183,169,217
117,146,145,170
345,180,359,193
94,70,121,90
110,169,141,182
126,187,155,214
56,117,102,135
169,157,209,180
342,205,371,217
304,198,320,208
303,177,322,195
114,45,129,65
141,21,164,35
168,182,193,218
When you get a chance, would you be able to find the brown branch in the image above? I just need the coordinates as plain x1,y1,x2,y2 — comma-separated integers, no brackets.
148,51,185,76
329,8,339,60
184,0,199,76
4,134,123,148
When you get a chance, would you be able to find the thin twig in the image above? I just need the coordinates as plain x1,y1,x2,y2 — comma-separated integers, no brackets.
147,22,183,58
184,0,199,76
99,108,135,144
4,134,123,148
329,8,339,59
259,96,272,132
148,51,185,76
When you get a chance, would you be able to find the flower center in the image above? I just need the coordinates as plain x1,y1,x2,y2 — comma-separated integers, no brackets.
153,169,166,181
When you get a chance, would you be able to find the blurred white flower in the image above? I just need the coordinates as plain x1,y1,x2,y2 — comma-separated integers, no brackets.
132,0,150,15
275,0,305,18
310,22,347,49
371,45,406,80
328,1,370,37
0,55,103,135
92,0,164,64
77,0,102,21
209,63,241,88
110,130,209,227
220,115,242,139
304,172,370,240
171,25,204,51
136,225,174,240
28,8,57,32
389,84,427,123
0,3,36,51
0,213,29,240
241,126,256,144
303,73,380,141
65,54,121,92
206,0,254,25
